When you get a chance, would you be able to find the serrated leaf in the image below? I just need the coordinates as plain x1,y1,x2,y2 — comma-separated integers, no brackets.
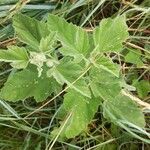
0,46,29,69
103,94,145,128
0,67,60,102
59,47,83,62
13,13,49,51
90,68,122,98
51,90,100,138
39,32,56,52
91,54,120,77
48,58,91,98
47,15,90,58
93,15,129,52
133,80,150,98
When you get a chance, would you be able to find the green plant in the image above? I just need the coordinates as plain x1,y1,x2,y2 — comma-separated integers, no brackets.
0,13,147,140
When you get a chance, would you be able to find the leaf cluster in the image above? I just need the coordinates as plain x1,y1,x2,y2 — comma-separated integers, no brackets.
0,13,146,139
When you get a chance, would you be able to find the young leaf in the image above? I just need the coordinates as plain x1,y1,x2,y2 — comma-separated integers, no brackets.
51,90,100,138
47,15,90,58
48,58,91,98
0,67,60,102
0,46,29,69
29,52,47,77
13,13,50,51
39,32,56,52
103,94,145,128
93,15,129,52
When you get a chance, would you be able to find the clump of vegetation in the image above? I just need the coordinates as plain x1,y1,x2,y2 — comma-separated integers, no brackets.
0,0,149,149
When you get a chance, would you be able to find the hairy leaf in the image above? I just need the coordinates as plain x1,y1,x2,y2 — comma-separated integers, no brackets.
47,15,90,58
29,52,47,77
91,54,120,77
39,32,56,52
93,15,129,52
90,68,122,98
103,94,145,128
0,46,29,69
48,58,91,98
13,14,50,51
52,90,100,138
0,68,60,102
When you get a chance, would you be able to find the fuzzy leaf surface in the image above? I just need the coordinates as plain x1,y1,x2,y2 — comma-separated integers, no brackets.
47,15,90,58
48,58,91,98
91,55,120,77
13,14,49,51
39,32,56,52
0,68,59,102
90,68,122,98
93,15,129,52
0,46,29,69
103,94,145,128
52,90,100,138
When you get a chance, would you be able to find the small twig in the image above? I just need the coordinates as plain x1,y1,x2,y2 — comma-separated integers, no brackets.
125,42,150,54
9,0,30,12
0,38,17,47
87,138,115,150
122,66,149,69
128,28,150,34
84,27,150,34
48,112,72,150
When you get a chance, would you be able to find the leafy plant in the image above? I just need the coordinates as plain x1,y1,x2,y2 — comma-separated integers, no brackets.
0,13,146,139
